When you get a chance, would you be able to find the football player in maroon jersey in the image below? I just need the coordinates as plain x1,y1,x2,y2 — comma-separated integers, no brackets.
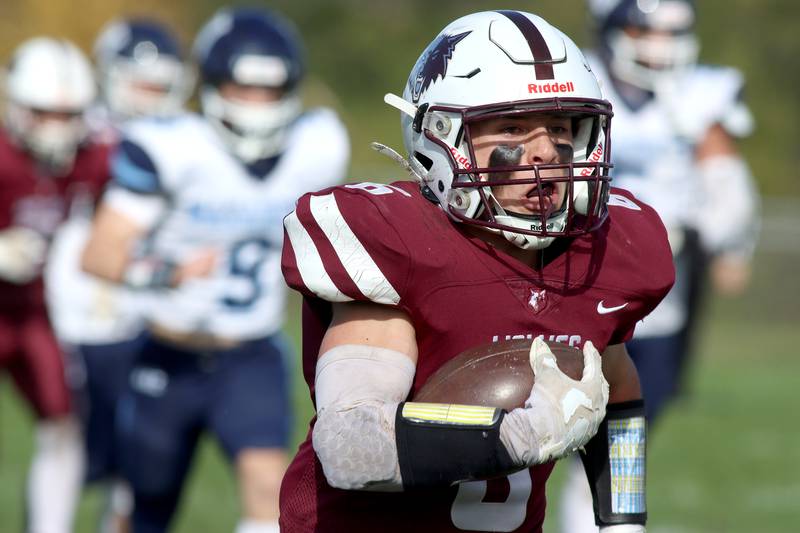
279,11,674,533
0,37,111,533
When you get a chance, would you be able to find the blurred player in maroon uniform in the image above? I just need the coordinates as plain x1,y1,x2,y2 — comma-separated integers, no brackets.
0,37,111,533
278,11,674,533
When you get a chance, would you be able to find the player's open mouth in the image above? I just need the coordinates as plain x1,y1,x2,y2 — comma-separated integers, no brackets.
522,183,559,213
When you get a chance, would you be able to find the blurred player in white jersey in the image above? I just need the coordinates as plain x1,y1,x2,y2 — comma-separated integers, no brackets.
560,1,760,531
44,17,194,533
81,7,349,533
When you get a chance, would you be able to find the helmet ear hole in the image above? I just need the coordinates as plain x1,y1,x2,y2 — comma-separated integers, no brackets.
414,151,434,171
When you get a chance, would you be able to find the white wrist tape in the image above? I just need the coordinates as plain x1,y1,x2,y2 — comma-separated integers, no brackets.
312,344,415,490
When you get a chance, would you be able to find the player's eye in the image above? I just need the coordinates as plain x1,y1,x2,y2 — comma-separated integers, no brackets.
547,125,570,136
499,125,524,135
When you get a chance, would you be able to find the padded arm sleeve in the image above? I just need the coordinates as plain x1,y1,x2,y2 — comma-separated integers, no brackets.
312,345,519,491
580,400,647,527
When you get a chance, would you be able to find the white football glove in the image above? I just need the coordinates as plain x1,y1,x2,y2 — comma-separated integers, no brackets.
500,337,609,466
0,227,47,284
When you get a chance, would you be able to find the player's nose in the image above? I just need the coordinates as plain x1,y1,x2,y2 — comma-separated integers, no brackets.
524,130,560,165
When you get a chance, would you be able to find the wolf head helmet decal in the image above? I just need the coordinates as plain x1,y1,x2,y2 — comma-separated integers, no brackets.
409,31,471,103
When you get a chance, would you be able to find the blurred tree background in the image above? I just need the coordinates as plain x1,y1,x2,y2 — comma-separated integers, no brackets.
0,0,797,196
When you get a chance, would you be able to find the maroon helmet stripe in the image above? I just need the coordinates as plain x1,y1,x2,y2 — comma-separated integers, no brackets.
496,10,555,80
294,194,364,301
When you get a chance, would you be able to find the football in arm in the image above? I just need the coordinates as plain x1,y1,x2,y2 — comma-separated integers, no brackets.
414,339,585,411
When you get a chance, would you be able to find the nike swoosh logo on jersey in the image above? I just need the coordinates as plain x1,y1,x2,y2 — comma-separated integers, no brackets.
597,301,629,314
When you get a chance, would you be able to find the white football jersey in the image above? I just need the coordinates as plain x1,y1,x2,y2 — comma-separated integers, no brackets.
588,52,753,232
46,211,145,345
587,53,756,337
105,108,349,340
45,116,144,346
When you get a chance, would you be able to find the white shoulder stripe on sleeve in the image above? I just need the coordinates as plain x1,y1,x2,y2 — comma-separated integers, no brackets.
309,193,401,305
284,209,354,303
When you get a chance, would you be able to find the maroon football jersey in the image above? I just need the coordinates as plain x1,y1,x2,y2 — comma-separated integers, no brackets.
280,180,674,533
0,128,111,314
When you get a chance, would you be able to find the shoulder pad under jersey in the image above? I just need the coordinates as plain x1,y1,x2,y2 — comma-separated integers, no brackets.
116,113,212,194
677,65,754,139
278,107,350,192
282,182,420,306
606,188,674,295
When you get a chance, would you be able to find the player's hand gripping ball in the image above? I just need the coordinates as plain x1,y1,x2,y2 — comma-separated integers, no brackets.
415,338,585,410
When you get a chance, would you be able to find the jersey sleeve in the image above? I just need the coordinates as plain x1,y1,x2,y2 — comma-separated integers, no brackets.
282,186,411,307
103,135,169,228
110,139,163,195
606,190,676,344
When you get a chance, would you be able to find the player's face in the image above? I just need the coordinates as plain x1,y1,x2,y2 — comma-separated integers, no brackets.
471,113,574,216
623,27,682,70
218,82,283,104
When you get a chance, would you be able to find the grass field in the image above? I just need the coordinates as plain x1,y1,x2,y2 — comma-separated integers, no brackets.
1,203,798,532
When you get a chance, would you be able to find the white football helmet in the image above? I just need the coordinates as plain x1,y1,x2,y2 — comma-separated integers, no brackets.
193,7,304,162
590,0,699,90
387,11,612,250
93,18,194,120
4,37,96,171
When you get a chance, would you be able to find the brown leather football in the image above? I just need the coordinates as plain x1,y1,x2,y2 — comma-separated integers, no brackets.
414,339,585,411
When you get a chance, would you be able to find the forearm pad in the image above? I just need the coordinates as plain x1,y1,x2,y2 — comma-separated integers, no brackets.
395,402,519,488
580,400,647,527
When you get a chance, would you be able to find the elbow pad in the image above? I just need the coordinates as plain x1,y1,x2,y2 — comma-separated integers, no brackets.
313,400,405,490
312,345,415,491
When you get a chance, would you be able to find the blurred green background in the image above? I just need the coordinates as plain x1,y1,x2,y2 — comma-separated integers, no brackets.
0,1,799,532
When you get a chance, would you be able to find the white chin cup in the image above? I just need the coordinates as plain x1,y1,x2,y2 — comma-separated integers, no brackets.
493,212,565,251
201,87,301,161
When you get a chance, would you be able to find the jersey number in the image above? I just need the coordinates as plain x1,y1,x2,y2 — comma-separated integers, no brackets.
222,237,272,309
450,470,532,532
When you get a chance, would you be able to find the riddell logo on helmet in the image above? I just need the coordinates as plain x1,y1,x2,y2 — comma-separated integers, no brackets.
580,143,604,176
528,81,575,94
449,146,473,169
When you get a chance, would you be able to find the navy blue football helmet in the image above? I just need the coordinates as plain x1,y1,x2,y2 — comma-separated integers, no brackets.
94,17,194,119
589,0,699,89
193,7,305,161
